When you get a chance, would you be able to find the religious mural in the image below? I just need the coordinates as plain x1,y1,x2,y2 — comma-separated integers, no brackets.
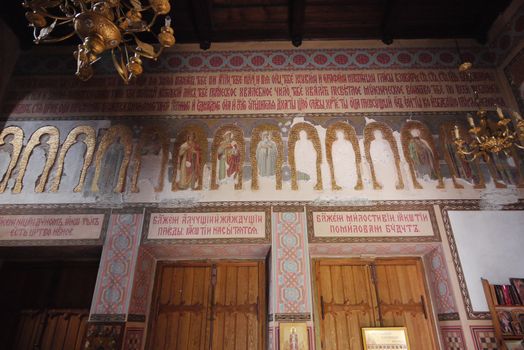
0,114,523,201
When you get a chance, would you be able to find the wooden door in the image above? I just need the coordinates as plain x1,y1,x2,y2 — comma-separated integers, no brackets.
315,258,438,350
148,261,266,350
374,258,438,350
149,264,212,350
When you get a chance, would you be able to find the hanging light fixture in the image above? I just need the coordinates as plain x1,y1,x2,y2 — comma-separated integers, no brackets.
23,0,176,83
452,61,524,161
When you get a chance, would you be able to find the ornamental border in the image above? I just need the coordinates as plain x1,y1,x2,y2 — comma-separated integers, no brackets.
306,204,441,243
0,207,110,247
441,201,524,320
142,206,271,245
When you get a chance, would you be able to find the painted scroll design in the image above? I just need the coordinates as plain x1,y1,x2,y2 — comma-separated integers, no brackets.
400,120,444,189
326,121,363,191
13,126,59,193
250,124,283,190
50,126,96,193
288,122,323,191
172,125,208,191
0,126,24,193
130,125,169,193
210,125,245,190
439,122,486,189
364,122,404,190
91,125,133,193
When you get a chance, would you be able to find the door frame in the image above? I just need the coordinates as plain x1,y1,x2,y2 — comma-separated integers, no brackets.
146,259,267,350
311,256,440,350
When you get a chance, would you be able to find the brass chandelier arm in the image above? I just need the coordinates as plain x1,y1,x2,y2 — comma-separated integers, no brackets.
34,30,76,43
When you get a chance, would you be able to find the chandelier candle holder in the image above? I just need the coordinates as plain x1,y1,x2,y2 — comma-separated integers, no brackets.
23,0,176,83
453,107,524,161
452,60,524,162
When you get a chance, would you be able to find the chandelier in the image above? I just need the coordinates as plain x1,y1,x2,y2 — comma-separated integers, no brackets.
23,0,176,83
452,61,524,161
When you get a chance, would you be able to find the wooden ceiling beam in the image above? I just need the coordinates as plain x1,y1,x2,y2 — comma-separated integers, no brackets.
189,0,213,50
381,0,396,45
289,0,306,47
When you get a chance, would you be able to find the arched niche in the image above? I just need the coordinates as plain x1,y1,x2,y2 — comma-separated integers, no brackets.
130,125,170,193
326,121,363,191
0,126,24,193
400,120,444,189
91,124,133,193
288,122,323,191
50,125,96,193
172,125,208,191
439,122,485,189
210,125,245,190
363,121,404,190
13,126,59,193
250,124,283,191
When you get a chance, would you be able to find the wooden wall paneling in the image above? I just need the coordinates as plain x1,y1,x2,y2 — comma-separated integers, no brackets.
374,258,439,350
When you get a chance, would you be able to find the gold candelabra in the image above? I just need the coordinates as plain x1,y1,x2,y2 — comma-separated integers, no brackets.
453,106,524,161
452,60,524,162
23,0,176,83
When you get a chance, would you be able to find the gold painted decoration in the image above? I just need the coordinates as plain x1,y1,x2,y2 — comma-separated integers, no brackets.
13,126,59,193
210,125,245,190
130,125,169,193
439,122,485,189
325,121,363,191
172,126,208,191
0,126,24,193
50,125,96,193
400,120,444,189
363,122,404,190
288,122,323,191
250,124,283,190
91,124,133,193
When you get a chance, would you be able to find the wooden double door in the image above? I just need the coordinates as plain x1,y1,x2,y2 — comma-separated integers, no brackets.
315,258,439,350
148,261,266,350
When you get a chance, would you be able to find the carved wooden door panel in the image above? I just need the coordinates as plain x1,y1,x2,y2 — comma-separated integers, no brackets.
149,264,212,350
148,261,265,350
374,258,439,350
210,262,265,350
315,258,438,350
315,260,378,350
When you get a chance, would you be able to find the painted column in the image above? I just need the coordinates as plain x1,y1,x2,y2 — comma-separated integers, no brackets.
85,211,144,350
271,208,315,350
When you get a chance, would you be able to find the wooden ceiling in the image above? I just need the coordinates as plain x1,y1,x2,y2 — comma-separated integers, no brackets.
1,0,512,50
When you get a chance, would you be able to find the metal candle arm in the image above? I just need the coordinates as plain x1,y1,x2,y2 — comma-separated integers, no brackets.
453,109,524,162
23,0,175,83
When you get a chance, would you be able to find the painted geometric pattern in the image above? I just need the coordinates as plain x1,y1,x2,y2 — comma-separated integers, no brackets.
14,46,497,77
426,246,458,315
441,326,467,350
471,326,498,350
91,213,143,316
273,212,311,314
128,247,155,316
123,327,144,350
490,3,524,64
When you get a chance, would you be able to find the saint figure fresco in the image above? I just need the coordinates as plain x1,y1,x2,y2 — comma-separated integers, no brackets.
176,132,202,190
408,129,438,181
217,131,241,183
256,131,277,177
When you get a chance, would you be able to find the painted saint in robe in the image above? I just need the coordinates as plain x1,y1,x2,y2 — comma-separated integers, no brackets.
408,129,438,180
256,131,277,177
217,131,241,183
295,130,316,182
176,132,201,190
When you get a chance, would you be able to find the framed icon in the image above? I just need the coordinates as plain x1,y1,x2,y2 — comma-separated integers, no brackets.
279,322,309,350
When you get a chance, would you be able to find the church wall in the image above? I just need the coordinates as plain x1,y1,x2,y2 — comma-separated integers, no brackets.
0,38,523,350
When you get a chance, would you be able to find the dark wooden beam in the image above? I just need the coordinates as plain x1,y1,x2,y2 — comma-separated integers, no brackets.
381,0,396,45
189,0,213,50
289,0,306,47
